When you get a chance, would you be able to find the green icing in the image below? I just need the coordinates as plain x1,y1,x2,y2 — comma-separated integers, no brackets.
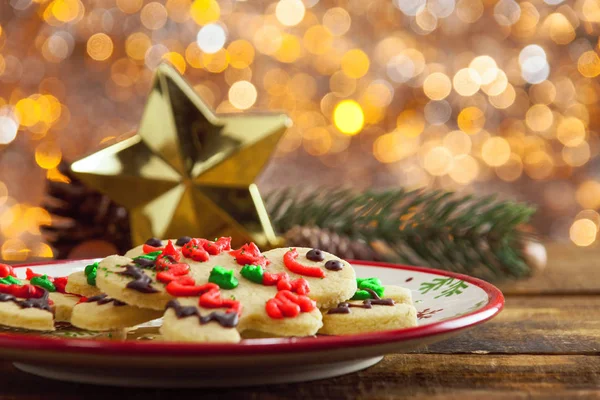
84,262,99,286
134,251,161,262
208,266,239,290
30,275,56,292
240,265,264,284
0,275,22,285
351,277,385,300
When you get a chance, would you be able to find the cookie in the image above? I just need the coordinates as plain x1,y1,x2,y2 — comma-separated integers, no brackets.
24,269,81,324
49,292,80,322
0,298,54,331
65,271,102,297
319,301,417,335
160,298,241,343
94,255,172,311
319,283,418,335
262,247,357,309
381,285,413,305
0,265,78,331
71,295,162,331
67,262,164,331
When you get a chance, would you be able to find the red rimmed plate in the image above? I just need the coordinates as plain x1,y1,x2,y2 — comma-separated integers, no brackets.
1,259,503,387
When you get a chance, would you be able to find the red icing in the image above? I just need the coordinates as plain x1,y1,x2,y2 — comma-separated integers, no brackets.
157,264,190,284
166,278,211,296
182,239,210,262
0,283,45,299
199,286,242,315
143,244,163,254
155,241,186,272
165,279,242,315
25,268,68,294
152,241,191,284
230,243,270,267
289,278,310,295
262,272,310,295
0,264,16,279
265,290,316,319
283,249,326,278
25,268,42,280
181,237,232,262
203,237,232,255
53,277,68,294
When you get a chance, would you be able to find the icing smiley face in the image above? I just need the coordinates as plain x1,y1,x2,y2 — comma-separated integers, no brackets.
262,247,358,309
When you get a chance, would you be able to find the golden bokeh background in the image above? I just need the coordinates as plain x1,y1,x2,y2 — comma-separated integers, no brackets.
1,0,600,261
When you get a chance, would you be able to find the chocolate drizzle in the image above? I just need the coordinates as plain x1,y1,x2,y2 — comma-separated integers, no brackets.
328,289,395,314
145,237,163,247
176,236,192,246
133,257,155,268
0,289,52,312
118,264,160,293
324,260,344,271
166,300,238,328
85,294,127,307
306,249,325,262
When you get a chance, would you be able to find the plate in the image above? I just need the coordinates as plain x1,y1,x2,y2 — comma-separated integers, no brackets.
1,259,503,387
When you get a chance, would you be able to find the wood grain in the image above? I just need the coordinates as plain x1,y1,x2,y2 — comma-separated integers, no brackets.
0,355,598,399
420,295,600,355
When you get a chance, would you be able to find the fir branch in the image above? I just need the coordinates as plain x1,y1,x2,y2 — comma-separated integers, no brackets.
266,188,537,280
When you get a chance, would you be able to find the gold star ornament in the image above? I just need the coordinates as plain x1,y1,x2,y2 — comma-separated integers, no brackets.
71,63,291,248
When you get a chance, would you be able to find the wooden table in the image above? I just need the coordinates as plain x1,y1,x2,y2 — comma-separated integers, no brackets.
0,243,598,399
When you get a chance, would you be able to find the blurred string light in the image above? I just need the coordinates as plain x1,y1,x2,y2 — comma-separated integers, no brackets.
1,0,600,257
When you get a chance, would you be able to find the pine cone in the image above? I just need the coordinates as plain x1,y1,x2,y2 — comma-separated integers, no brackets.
283,226,383,261
42,162,132,259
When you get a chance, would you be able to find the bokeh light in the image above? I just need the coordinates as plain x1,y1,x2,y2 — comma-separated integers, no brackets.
323,7,351,36
228,81,257,110
87,33,113,61
481,137,510,167
341,49,370,79
276,0,306,27
0,116,18,145
424,72,452,100
557,117,586,147
453,68,481,96
2,0,600,257
190,0,220,25
333,100,364,136
424,146,454,176
570,219,597,247
577,51,600,78
140,2,168,30
197,23,227,54
457,107,485,134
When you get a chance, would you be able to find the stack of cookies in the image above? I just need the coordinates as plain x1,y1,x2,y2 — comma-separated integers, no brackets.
0,237,418,342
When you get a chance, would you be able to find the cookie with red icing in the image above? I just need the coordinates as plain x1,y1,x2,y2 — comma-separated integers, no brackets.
0,265,77,331
262,247,357,309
